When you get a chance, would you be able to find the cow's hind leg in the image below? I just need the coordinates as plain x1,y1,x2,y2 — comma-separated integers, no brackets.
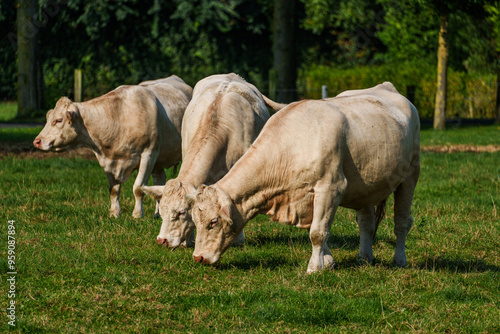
356,206,375,264
132,152,159,218
151,168,166,219
307,179,346,273
393,163,420,267
106,173,122,218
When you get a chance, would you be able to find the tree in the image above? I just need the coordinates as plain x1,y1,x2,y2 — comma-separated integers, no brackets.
485,2,500,124
17,0,44,117
272,0,297,103
433,11,448,129
416,0,487,129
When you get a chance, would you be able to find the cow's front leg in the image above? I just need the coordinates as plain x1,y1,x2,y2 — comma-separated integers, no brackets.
106,173,122,218
132,153,159,218
307,180,345,273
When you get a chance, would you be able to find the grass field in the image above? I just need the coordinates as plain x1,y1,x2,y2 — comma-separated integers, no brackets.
0,126,499,333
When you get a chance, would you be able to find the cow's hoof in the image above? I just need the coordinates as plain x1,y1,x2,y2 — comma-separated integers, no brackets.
132,211,144,219
357,256,374,266
110,211,121,218
324,255,335,270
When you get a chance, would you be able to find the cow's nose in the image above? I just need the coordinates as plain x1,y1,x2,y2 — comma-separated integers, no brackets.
193,255,204,263
157,237,169,246
33,138,41,148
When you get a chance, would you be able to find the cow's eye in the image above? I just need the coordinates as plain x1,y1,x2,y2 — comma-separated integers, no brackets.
209,217,218,228
178,210,186,217
55,117,63,124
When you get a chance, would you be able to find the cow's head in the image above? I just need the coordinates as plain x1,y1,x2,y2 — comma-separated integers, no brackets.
33,97,81,151
188,185,243,265
143,180,196,248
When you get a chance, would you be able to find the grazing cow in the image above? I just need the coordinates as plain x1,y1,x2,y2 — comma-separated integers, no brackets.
33,75,192,218
142,73,286,247
187,82,420,273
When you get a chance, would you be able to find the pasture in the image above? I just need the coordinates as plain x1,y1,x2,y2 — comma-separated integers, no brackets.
1,125,499,333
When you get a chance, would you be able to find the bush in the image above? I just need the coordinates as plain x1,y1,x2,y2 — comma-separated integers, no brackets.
298,63,496,119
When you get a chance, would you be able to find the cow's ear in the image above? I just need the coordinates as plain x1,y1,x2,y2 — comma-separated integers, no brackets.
220,203,231,222
65,109,78,123
142,186,164,201
185,194,196,208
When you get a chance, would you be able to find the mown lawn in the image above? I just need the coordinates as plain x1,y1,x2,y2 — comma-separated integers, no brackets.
0,126,499,333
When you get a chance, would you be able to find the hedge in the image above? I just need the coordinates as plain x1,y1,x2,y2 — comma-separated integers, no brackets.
298,63,497,119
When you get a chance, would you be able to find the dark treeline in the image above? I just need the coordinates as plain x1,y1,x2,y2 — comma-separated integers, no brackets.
1,0,498,127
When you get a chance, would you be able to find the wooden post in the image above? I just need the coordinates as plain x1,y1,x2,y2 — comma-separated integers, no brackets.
74,69,83,102
322,85,328,99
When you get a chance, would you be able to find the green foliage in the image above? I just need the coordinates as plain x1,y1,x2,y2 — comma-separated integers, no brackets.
301,0,385,66
0,102,18,122
375,0,438,64
35,0,274,109
1,0,498,120
486,1,500,54
299,63,497,118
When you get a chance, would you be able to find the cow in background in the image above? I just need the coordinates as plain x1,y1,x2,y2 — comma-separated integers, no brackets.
33,75,192,218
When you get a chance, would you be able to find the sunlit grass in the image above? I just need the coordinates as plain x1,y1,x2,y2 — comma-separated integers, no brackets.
0,146,498,332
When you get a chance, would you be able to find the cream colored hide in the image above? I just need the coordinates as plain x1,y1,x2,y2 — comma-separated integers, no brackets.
33,75,192,218
142,73,285,248
188,82,420,273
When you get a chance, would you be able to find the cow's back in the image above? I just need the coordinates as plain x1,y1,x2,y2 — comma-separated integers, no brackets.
178,73,270,185
80,83,186,168
181,74,269,160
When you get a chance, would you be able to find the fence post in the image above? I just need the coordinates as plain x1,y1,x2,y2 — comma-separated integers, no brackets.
322,85,328,99
74,69,83,102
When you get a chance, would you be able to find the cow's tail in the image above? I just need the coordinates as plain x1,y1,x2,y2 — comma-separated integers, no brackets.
262,95,288,113
373,198,388,240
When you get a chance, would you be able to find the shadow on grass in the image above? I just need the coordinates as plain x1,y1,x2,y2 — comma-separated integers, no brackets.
245,233,360,251
216,254,295,271
215,233,499,274
416,256,499,273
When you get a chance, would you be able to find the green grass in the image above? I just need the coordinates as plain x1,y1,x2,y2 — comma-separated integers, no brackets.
0,128,499,332
420,124,500,146
0,102,18,122
0,127,43,142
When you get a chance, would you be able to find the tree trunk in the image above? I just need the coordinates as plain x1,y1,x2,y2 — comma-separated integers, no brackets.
273,0,297,103
17,0,43,117
434,14,449,130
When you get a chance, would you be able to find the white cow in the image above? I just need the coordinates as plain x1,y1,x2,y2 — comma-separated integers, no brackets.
142,73,286,247
187,82,420,273
33,75,192,218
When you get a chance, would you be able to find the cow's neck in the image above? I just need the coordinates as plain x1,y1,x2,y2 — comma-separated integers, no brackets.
217,150,283,223
177,139,227,187
74,102,111,156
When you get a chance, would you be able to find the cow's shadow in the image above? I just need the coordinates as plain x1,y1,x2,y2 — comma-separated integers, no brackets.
216,233,500,273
